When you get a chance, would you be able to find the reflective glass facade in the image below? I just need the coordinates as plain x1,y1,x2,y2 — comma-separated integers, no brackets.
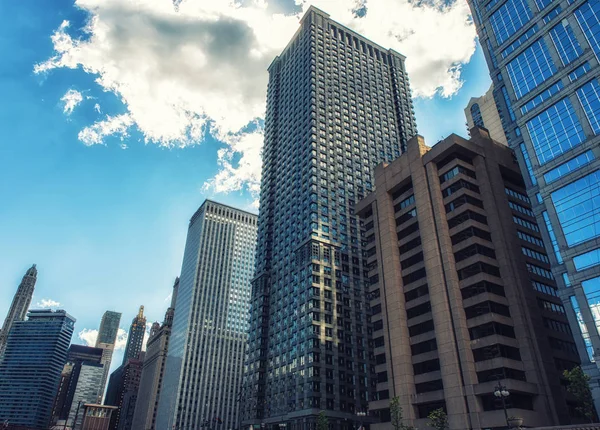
0,310,75,429
242,6,416,430
156,201,257,430
468,0,600,409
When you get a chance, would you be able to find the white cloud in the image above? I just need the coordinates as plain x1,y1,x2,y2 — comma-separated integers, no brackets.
94,103,101,114
78,327,128,350
34,298,61,308
78,328,98,346
61,89,83,115
35,0,476,199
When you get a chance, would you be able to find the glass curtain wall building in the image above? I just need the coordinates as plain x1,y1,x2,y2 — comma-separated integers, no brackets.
241,6,417,430
95,310,122,403
467,0,600,406
0,309,75,429
156,200,258,430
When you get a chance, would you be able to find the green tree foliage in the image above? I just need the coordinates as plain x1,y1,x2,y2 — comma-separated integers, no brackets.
317,411,329,430
427,408,449,430
390,397,416,430
564,366,595,423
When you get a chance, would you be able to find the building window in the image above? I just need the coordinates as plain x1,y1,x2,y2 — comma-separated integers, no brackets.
490,0,533,45
549,21,583,66
551,170,600,246
574,1,600,62
526,97,585,165
506,39,557,99
543,150,595,184
576,79,600,134
570,295,594,361
574,248,600,271
471,103,484,128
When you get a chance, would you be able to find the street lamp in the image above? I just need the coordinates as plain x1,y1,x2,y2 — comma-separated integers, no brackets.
355,411,366,430
493,382,510,428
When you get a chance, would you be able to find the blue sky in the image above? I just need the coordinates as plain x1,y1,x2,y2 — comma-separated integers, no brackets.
0,0,490,371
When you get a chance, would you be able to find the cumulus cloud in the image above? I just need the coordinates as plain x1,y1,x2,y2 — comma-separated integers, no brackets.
78,327,128,350
35,0,476,198
61,89,83,115
34,298,61,308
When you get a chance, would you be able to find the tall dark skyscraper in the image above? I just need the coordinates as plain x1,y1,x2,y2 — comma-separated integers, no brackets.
466,0,600,407
96,310,122,403
132,278,178,430
0,309,75,429
241,6,416,429
105,356,144,430
122,306,146,365
156,201,258,430
0,264,37,355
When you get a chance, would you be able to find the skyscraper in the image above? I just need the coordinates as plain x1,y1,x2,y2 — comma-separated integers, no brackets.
52,344,104,428
357,129,583,428
0,309,75,429
464,84,508,145
0,264,37,355
156,201,258,430
95,310,122,403
466,0,600,406
132,278,178,430
241,6,416,429
122,306,146,365
105,356,144,430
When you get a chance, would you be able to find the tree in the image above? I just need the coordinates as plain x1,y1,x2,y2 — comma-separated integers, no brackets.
390,397,416,430
564,366,595,423
317,411,329,430
427,409,448,430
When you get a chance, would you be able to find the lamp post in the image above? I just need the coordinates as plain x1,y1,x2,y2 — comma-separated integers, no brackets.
493,382,510,428
356,411,366,430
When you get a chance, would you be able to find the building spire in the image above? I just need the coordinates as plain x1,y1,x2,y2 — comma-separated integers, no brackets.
138,305,144,319
0,264,38,354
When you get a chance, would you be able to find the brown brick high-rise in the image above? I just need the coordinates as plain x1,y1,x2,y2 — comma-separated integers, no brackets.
356,129,583,429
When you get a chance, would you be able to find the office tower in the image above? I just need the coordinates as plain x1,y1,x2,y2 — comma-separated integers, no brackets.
95,310,122,403
356,129,584,428
122,306,146,365
467,0,600,404
52,345,104,428
105,356,144,430
464,84,508,145
0,264,37,354
80,404,118,430
132,278,178,430
0,309,75,429
241,6,417,429
156,201,258,430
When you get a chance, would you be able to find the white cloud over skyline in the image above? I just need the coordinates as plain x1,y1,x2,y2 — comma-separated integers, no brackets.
78,327,128,350
60,89,83,115
35,0,476,200
34,298,61,308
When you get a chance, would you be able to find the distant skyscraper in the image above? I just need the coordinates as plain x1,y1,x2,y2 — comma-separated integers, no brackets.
105,356,144,430
122,306,146,365
0,264,37,355
52,344,104,429
464,84,508,145
467,0,600,408
132,278,178,430
156,201,258,430
357,129,583,428
0,309,75,429
241,6,416,429
95,310,122,403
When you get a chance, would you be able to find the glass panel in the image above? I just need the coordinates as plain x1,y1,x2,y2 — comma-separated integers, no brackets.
575,1,600,62
520,81,563,115
543,150,595,184
501,25,538,59
563,272,572,287
582,278,600,346
574,248,600,271
490,0,533,45
550,20,583,66
576,79,600,134
570,295,594,361
526,98,586,165
501,86,516,121
542,211,563,263
535,0,555,11
569,62,591,83
520,143,538,185
506,39,557,99
551,170,600,246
